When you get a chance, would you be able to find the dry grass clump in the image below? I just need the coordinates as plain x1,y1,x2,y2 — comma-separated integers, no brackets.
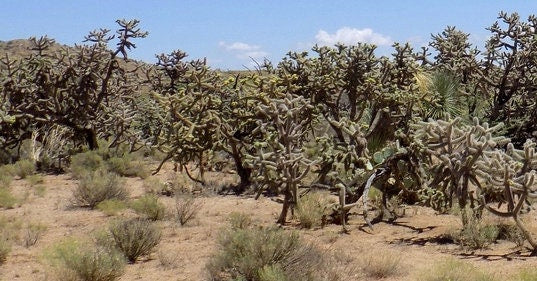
44,238,126,281
207,224,326,281
72,168,128,209
108,218,161,263
175,194,202,226
496,223,526,247
130,194,167,221
359,250,403,279
449,216,499,250
228,212,253,230
296,191,334,229
418,258,497,281
22,222,47,248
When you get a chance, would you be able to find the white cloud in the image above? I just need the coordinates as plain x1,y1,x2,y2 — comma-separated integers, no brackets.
315,27,392,46
218,41,269,61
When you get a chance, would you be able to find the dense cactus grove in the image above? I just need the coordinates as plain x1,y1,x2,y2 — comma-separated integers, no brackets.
2,12,537,254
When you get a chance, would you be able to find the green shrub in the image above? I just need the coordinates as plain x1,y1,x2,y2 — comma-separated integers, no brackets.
45,238,126,281
13,159,36,179
72,169,127,209
70,151,105,179
175,194,202,226
109,218,161,263
207,226,323,281
296,191,334,229
228,212,252,230
96,199,128,216
0,187,18,209
418,258,496,281
130,194,166,221
107,156,150,179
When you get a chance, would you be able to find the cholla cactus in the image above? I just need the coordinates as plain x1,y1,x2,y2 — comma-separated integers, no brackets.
413,117,508,222
246,94,315,224
415,117,537,253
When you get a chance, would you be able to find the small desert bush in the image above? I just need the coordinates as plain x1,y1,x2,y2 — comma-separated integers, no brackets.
109,218,161,263
175,194,202,226
45,238,126,281
130,194,166,221
0,187,18,209
96,199,128,216
107,155,150,179
23,222,47,248
72,169,128,209
70,151,105,179
359,250,403,279
12,159,36,179
450,217,499,250
207,226,324,281
0,165,15,187
296,191,334,229
228,212,253,230
418,258,496,281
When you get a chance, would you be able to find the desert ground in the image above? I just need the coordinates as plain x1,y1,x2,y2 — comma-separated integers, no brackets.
1,161,537,281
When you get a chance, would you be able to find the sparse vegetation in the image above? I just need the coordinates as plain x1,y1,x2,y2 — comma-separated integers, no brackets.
418,258,497,281
72,168,127,209
130,194,166,221
2,10,537,280
175,194,202,226
109,218,161,263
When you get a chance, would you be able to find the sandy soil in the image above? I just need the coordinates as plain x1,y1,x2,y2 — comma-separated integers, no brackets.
1,164,537,281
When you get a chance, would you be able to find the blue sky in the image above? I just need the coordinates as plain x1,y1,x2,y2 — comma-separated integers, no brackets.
2,1,537,70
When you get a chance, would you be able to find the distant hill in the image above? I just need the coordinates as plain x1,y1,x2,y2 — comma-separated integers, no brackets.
0,38,67,60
